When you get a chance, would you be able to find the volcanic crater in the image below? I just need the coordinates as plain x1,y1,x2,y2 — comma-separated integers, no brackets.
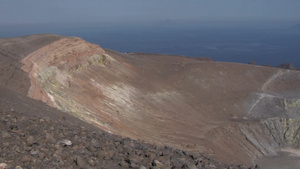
1,34,300,168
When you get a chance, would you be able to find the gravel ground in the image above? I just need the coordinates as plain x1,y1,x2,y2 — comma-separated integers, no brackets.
0,109,258,169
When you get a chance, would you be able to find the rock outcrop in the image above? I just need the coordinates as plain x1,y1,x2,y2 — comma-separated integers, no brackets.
277,63,295,70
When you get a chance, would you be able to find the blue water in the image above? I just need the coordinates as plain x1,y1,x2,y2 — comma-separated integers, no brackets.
1,23,300,67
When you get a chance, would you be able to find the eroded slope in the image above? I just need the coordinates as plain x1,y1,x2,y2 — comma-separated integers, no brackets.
2,34,300,166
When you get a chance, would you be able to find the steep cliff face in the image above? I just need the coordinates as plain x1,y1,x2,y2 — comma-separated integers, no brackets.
22,37,104,103
263,118,300,147
21,37,113,126
2,34,299,166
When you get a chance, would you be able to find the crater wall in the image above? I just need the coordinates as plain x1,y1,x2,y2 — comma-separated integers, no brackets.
2,35,300,166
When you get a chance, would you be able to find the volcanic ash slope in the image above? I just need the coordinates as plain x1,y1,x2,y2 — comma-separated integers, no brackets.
2,34,300,165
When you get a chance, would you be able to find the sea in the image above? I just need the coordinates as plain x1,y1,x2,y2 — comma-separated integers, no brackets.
1,22,300,67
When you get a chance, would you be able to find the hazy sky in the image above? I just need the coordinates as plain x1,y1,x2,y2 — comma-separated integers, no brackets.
0,0,300,24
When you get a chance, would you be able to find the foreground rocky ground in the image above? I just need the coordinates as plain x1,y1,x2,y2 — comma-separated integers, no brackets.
0,109,256,169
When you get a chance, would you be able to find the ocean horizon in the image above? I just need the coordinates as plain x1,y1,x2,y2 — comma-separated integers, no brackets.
1,22,300,67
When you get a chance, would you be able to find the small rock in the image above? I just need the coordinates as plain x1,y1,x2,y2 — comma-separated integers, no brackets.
103,150,115,159
128,154,143,164
74,156,88,168
21,154,31,162
1,131,11,138
208,164,216,169
44,117,50,122
15,146,22,153
140,166,147,169
20,116,28,121
91,139,101,148
87,157,97,166
59,139,72,146
15,166,22,169
40,147,49,153
26,136,36,145
111,153,123,161
0,163,7,169
147,152,156,160
30,149,39,155
73,135,79,141
38,152,46,159
196,157,203,163
119,160,129,168
130,163,138,168
171,157,188,167
152,160,163,167
183,162,198,169
87,144,97,152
